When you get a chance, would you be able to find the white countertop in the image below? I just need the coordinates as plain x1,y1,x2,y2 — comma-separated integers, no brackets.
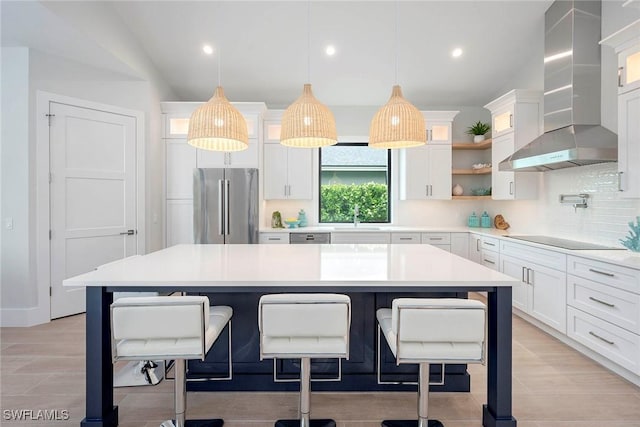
63,243,517,288
261,226,640,270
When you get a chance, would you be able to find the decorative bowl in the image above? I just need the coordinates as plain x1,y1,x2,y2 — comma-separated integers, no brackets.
284,219,301,228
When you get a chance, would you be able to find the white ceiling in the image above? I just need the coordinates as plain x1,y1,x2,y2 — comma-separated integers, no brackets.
1,0,554,108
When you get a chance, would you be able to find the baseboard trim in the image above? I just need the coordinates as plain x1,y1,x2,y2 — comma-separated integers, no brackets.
0,306,49,327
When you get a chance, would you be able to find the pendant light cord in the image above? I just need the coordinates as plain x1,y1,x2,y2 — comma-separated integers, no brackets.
394,0,399,85
218,48,222,87
307,0,311,83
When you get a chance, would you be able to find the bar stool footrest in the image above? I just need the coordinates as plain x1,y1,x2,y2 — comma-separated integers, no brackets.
160,419,224,427
381,420,444,427
275,419,336,427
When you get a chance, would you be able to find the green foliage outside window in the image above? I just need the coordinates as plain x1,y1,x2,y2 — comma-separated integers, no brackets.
320,182,388,222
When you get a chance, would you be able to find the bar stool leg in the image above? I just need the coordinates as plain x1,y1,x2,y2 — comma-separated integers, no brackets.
300,357,311,427
175,359,186,427
417,363,429,427
381,363,443,427
274,357,335,427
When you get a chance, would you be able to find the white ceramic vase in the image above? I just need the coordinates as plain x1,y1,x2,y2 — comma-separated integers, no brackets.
452,183,464,196
473,135,485,143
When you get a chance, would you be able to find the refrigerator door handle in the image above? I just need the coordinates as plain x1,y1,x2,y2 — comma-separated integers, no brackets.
224,179,230,235
218,179,224,235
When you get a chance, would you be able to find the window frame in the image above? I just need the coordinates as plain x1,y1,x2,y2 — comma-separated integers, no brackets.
318,142,392,224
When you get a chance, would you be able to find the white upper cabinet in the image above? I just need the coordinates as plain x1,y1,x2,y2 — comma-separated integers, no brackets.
166,139,196,199
618,89,640,198
601,20,640,198
262,118,313,200
484,90,541,200
601,19,640,94
399,111,458,200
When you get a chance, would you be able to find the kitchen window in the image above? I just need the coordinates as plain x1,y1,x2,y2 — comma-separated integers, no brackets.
318,143,391,223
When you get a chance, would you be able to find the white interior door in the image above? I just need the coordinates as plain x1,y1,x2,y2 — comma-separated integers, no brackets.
50,102,137,319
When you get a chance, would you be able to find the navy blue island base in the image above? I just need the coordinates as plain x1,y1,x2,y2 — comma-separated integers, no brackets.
81,285,516,427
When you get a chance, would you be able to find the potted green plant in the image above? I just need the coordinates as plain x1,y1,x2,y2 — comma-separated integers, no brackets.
466,121,491,143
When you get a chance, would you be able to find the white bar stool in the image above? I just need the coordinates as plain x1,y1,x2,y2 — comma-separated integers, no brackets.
376,298,486,427
258,293,351,427
111,295,233,427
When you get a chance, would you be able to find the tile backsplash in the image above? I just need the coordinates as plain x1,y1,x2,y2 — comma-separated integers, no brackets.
264,163,640,248
491,163,640,247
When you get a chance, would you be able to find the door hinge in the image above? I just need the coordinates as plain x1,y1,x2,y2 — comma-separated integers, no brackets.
45,113,55,126
49,287,52,296
49,172,52,183
49,230,52,240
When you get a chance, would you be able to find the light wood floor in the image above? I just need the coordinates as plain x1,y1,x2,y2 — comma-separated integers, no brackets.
1,311,640,427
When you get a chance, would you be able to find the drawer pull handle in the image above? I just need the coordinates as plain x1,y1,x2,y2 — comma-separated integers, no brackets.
483,259,495,264
589,331,615,345
399,237,413,241
588,268,615,277
268,237,281,241
484,242,495,246
588,296,615,308
429,237,443,241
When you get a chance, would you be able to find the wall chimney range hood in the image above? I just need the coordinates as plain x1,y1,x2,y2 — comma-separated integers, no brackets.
499,0,617,172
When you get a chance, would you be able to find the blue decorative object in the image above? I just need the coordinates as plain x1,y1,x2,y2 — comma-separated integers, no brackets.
620,216,640,252
297,209,308,227
481,211,492,228
468,212,479,228
284,219,300,229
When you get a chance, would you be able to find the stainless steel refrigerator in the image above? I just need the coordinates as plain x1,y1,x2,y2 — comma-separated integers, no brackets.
193,168,259,244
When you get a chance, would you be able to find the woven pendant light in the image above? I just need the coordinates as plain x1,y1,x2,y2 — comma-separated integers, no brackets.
280,84,337,148
369,85,426,149
188,86,248,152
369,1,425,150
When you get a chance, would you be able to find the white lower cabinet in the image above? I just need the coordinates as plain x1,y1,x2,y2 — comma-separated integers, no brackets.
566,255,640,374
259,232,289,244
567,306,640,375
469,234,482,264
391,232,421,244
500,241,567,333
331,232,390,244
450,233,469,259
166,199,193,246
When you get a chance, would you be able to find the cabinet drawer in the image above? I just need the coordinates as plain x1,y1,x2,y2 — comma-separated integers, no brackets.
501,240,566,271
421,233,451,245
259,232,289,244
567,274,640,334
481,250,500,271
567,256,640,294
567,306,640,374
331,232,391,244
481,236,500,252
431,244,451,253
391,233,421,244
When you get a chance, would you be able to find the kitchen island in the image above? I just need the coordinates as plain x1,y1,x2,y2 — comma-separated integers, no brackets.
64,243,519,427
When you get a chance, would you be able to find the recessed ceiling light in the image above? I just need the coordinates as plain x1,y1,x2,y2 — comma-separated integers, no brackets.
452,48,463,58
325,45,336,56
203,45,214,55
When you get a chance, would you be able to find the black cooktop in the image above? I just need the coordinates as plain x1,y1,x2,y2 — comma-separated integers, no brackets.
506,235,625,250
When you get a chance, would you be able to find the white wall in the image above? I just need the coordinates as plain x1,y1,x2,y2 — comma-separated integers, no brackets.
1,47,32,311
1,47,174,325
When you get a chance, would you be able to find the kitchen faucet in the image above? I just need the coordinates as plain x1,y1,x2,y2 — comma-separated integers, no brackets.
353,204,360,227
